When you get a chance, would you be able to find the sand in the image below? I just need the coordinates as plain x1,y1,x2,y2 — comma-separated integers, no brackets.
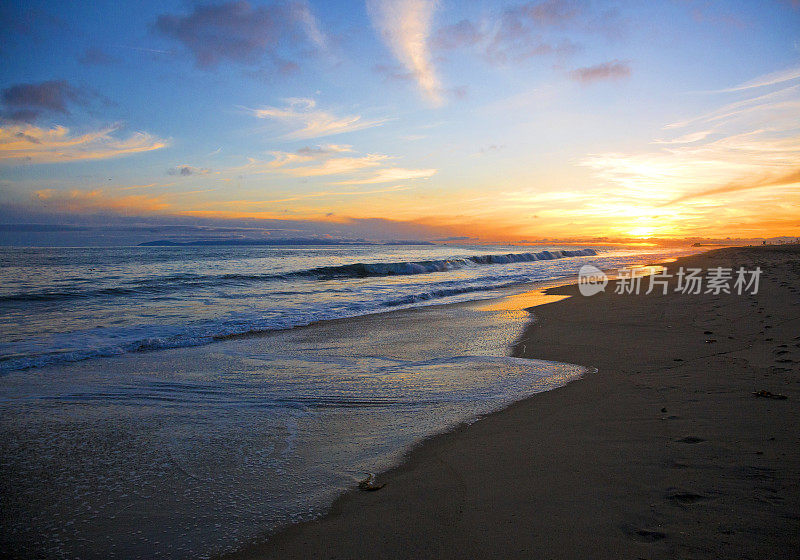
223,245,800,559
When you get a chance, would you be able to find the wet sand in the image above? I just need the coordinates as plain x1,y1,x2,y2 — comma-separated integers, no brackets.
224,245,800,559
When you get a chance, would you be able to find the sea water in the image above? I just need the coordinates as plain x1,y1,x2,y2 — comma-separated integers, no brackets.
0,244,689,558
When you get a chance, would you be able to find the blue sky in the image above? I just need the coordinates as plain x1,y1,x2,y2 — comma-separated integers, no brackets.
1,0,799,243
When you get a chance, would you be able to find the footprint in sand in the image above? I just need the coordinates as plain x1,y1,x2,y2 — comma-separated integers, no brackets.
625,527,667,542
677,436,705,444
667,491,710,504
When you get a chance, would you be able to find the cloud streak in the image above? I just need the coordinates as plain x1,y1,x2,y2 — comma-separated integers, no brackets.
271,153,387,177
225,143,437,188
0,123,168,164
247,98,387,139
666,83,800,129
217,184,414,206
367,0,442,105
664,168,800,204
292,0,329,52
332,167,437,184
226,144,384,178
707,65,800,93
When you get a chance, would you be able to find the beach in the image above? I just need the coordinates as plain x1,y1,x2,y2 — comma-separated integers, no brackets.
223,245,800,559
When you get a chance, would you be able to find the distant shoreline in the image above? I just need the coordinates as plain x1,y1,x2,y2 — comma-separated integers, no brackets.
136,239,435,247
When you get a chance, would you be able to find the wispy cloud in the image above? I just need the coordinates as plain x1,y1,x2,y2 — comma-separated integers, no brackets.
116,182,171,191
704,65,800,93
652,130,714,145
332,167,437,184
233,144,387,178
116,45,173,55
271,154,387,177
665,83,800,129
367,0,442,105
570,60,630,84
291,0,329,52
217,184,414,206
0,123,168,164
227,143,437,187
262,143,354,168
665,168,800,204
246,98,387,139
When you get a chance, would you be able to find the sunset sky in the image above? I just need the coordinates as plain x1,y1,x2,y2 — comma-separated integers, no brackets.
1,0,799,244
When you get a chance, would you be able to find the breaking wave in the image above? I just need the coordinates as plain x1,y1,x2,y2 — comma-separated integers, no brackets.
305,249,597,279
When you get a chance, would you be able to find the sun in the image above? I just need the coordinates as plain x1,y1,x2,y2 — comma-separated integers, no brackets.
626,226,656,238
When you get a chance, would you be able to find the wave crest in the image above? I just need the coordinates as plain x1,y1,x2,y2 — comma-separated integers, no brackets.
307,248,597,279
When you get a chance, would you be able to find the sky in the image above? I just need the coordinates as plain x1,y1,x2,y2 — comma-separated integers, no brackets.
1,0,799,245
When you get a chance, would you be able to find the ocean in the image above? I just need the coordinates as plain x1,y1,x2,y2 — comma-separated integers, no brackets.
0,243,689,558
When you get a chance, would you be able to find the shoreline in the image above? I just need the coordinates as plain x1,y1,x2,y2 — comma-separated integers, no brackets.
222,245,800,559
